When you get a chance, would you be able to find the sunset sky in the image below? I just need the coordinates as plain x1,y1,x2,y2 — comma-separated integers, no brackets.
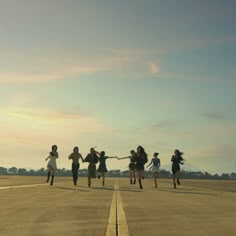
0,0,235,174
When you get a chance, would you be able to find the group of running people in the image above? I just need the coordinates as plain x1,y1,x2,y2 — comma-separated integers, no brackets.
45,145,184,189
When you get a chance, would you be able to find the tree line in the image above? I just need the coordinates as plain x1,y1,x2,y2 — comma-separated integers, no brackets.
0,166,235,180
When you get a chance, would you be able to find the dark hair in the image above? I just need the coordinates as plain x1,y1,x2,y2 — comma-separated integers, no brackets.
100,151,105,156
137,145,145,153
51,145,57,150
175,149,184,161
154,152,159,157
73,146,79,152
130,150,135,154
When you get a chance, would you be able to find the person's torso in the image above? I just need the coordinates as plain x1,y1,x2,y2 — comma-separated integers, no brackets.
99,156,107,165
87,154,98,164
70,153,80,164
152,158,160,167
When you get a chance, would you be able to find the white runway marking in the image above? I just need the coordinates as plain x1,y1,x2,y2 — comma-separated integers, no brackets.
106,184,129,236
0,183,47,190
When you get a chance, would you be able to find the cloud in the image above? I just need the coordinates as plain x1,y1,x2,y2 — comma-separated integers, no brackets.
0,107,111,134
201,111,225,120
0,48,161,84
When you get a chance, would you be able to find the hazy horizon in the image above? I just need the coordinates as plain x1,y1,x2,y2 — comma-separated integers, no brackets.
0,0,236,175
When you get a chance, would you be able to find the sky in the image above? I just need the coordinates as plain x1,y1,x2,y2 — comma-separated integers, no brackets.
0,0,235,174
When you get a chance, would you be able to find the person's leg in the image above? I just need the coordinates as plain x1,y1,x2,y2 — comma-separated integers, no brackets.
72,164,76,185
129,169,133,184
50,169,55,186
138,171,143,189
46,169,51,182
173,173,176,188
154,172,157,187
133,170,136,184
176,170,181,185
102,172,105,186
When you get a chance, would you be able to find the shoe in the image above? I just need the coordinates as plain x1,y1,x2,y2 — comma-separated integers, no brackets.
174,183,176,189
98,175,101,179
102,181,104,186
130,179,132,184
177,179,181,185
133,180,136,184
155,184,157,188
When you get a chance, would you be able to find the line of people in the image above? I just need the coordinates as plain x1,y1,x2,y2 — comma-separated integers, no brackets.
45,145,184,189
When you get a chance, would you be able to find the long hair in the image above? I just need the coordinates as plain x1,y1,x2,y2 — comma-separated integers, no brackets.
175,149,184,161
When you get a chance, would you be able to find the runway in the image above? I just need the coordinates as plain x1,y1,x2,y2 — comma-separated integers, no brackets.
0,176,235,236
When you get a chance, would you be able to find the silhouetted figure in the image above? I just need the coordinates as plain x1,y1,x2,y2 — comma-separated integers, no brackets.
118,150,137,184
147,152,160,188
171,149,184,188
68,146,84,186
135,146,148,189
45,145,58,186
84,148,99,187
97,151,118,186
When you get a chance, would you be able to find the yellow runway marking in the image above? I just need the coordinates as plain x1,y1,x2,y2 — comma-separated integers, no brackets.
106,184,129,236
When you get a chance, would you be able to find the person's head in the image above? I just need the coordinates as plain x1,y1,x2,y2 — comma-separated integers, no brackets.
90,148,95,155
153,152,159,158
174,149,183,156
130,150,136,156
51,145,57,152
100,151,105,157
73,146,79,153
174,149,184,160
137,145,144,154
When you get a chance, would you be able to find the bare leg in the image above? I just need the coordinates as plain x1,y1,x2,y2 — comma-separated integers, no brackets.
102,172,105,186
129,170,132,184
138,171,143,189
154,172,157,187
133,170,136,184
173,174,176,188
50,169,55,186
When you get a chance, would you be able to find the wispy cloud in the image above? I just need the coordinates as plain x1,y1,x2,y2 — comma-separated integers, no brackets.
0,107,111,134
201,111,225,120
0,48,161,84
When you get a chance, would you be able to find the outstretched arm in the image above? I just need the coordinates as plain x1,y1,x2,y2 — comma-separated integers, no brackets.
45,155,50,161
146,160,153,168
107,156,119,159
117,156,130,160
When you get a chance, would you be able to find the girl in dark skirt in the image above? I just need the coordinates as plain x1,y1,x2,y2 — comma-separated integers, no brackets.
97,151,118,186
118,150,137,184
84,147,99,187
135,146,148,189
45,145,58,186
171,149,184,188
68,146,84,186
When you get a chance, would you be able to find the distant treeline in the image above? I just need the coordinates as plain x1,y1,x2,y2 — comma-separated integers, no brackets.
0,166,235,180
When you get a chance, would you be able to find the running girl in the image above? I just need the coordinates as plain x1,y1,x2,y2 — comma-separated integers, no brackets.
171,149,184,189
118,150,137,185
84,147,99,187
45,145,58,186
135,146,148,189
147,152,161,188
68,146,84,186
97,151,118,186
